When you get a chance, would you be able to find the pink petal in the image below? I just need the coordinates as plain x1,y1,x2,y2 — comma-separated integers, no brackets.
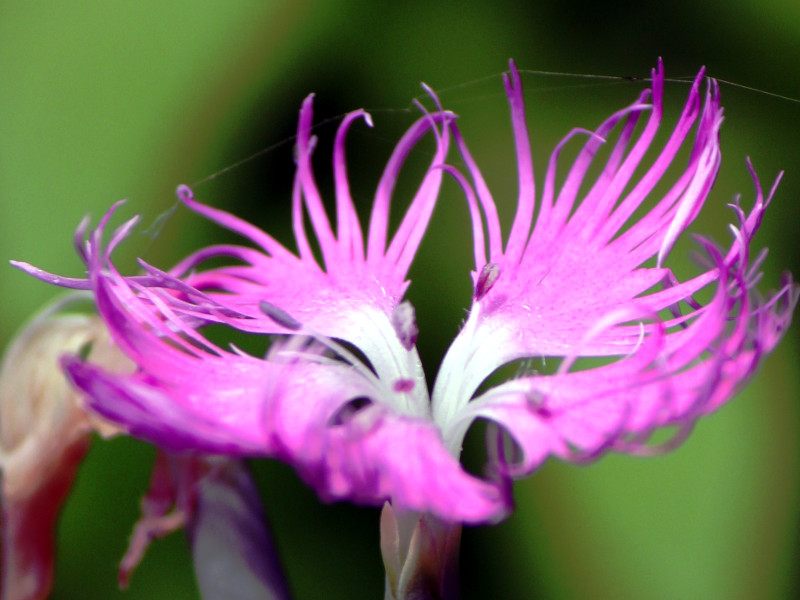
437,63,723,408
264,355,508,523
447,183,797,474
435,61,797,476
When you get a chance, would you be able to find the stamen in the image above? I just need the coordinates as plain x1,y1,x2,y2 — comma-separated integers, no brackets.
258,301,302,331
475,263,500,300
264,313,389,403
391,301,418,350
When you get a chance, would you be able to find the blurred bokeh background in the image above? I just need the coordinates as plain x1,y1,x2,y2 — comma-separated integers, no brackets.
2,1,799,598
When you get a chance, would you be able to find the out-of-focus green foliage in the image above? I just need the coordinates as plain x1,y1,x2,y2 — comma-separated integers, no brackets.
1,1,798,599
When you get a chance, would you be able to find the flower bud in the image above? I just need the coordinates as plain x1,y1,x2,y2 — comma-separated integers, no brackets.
380,502,461,600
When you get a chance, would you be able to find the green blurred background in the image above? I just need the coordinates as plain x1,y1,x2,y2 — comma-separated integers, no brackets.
2,1,799,598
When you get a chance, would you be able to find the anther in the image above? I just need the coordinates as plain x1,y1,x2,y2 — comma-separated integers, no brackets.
475,263,500,300
259,301,302,331
391,301,418,351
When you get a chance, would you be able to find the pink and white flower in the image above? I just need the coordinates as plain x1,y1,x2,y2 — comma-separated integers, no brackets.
15,61,797,528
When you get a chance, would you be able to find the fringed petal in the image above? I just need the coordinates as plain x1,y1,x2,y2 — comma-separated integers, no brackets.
441,183,797,473
435,62,728,420
434,61,795,481
264,349,508,523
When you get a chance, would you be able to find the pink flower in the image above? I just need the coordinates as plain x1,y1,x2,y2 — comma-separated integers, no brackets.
15,61,797,528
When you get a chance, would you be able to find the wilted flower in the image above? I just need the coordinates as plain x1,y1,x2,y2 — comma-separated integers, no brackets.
0,297,289,600
13,60,797,598
0,294,126,600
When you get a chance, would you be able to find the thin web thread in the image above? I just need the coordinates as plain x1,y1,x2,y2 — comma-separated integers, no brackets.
138,67,800,244
190,69,800,190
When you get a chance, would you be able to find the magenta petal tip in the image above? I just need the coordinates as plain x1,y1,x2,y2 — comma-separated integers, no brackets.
176,184,194,202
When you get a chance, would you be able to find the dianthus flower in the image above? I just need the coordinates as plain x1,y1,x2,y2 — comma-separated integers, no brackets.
14,60,797,598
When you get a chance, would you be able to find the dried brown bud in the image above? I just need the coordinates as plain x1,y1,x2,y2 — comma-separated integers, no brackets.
0,295,131,600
